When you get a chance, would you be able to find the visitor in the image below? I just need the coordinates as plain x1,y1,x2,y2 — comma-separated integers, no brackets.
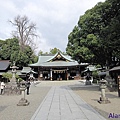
26,80,31,95
1,81,5,95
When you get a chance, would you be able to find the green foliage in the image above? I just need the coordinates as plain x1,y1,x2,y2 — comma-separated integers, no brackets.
2,73,12,80
2,73,23,83
0,38,38,68
0,38,19,60
0,40,4,47
96,64,102,68
38,48,65,56
92,70,99,83
31,54,38,63
49,48,61,54
92,71,98,78
15,51,29,67
66,0,120,67
17,77,23,83
38,50,43,56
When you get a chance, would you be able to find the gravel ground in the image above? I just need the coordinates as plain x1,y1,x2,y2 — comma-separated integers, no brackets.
70,84,120,120
0,83,51,120
0,80,119,120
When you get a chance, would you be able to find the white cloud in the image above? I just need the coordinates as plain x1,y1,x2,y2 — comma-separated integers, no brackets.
0,0,105,53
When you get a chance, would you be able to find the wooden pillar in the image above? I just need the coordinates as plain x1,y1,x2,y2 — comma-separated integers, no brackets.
38,67,43,81
38,67,40,80
118,76,120,97
50,68,53,80
66,68,69,80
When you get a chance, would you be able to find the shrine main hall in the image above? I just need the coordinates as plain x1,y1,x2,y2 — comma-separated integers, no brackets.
29,52,88,81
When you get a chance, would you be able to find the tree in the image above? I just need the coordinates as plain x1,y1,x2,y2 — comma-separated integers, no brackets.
38,48,65,56
49,48,61,54
66,0,120,68
38,50,43,56
66,26,94,63
0,40,5,60
0,40,4,46
0,38,38,68
9,15,38,52
2,73,12,81
0,38,20,60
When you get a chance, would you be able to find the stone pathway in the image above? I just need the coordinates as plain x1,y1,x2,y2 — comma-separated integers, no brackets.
31,85,106,120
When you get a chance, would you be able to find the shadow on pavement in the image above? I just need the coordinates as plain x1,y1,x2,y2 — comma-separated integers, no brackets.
69,84,99,92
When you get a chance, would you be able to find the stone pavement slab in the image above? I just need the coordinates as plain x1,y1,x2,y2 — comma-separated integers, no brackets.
31,86,106,120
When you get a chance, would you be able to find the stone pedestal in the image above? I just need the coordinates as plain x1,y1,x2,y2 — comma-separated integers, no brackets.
17,98,29,106
4,78,20,95
85,80,91,85
4,84,20,95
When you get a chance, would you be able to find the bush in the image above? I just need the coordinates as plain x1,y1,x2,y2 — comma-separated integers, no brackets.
92,70,99,83
2,73,12,82
92,70,98,79
2,73,23,83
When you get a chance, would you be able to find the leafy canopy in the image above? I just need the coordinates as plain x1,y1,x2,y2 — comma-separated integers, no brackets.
0,38,38,68
66,0,120,68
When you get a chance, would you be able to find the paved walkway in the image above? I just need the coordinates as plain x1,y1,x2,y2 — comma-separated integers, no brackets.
31,85,106,120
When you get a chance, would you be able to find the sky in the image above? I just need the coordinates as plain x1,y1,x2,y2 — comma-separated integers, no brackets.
0,0,105,54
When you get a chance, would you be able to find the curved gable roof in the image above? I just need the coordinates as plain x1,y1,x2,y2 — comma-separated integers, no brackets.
29,52,79,67
46,52,73,62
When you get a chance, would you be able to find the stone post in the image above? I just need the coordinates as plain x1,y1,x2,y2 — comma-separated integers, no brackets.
66,68,69,80
100,84,106,101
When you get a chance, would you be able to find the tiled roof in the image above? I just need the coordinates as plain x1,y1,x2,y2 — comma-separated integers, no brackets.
21,67,37,74
0,60,10,70
46,52,73,62
109,66,120,71
21,67,31,73
40,61,79,67
29,52,79,67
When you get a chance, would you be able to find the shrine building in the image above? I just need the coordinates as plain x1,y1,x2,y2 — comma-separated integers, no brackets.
29,52,88,81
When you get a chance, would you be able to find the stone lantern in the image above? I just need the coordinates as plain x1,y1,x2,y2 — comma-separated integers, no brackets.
17,80,29,106
98,79,110,104
4,62,20,95
27,70,35,81
10,62,18,86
